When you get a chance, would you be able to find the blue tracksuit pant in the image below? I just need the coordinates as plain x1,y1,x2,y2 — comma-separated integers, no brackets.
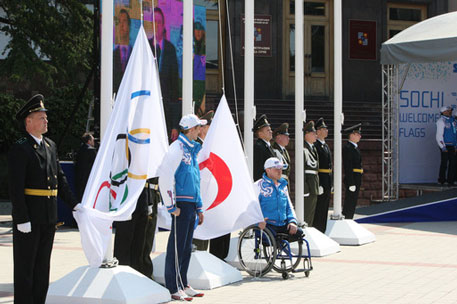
164,202,197,294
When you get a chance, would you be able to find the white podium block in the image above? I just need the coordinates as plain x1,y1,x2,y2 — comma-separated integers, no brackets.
46,265,170,304
152,251,242,290
301,227,340,256
326,219,376,245
224,237,242,270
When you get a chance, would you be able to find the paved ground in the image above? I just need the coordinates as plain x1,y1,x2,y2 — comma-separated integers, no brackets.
1,212,457,304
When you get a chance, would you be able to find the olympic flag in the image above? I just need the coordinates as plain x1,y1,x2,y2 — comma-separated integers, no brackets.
73,26,168,267
194,96,264,240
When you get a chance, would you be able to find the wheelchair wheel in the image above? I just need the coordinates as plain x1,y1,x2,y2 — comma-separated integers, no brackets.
303,257,311,277
271,238,302,273
238,225,277,277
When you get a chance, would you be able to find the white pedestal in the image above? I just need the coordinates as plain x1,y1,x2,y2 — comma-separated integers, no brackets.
224,237,242,270
325,219,376,245
46,265,171,304
152,251,242,290
301,227,340,256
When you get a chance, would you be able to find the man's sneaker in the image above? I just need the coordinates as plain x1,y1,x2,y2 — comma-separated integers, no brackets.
171,290,193,301
184,285,204,297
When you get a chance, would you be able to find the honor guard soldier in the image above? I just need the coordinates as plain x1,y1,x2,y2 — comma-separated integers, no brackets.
196,110,214,146
74,133,97,201
253,114,275,181
313,118,332,233
272,123,291,182
114,177,159,279
303,121,319,226
193,110,214,251
8,94,80,304
342,123,363,219
436,106,456,186
143,177,160,278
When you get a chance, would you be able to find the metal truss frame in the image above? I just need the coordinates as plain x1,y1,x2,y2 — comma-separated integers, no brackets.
382,64,399,201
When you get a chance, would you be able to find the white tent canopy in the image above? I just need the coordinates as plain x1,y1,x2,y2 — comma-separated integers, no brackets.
380,11,457,65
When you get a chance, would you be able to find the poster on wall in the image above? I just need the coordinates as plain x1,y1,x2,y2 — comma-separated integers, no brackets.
398,62,457,183
240,15,272,57
112,0,207,140
348,19,376,60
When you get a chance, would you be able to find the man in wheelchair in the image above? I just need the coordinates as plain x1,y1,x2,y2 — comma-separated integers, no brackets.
255,157,303,242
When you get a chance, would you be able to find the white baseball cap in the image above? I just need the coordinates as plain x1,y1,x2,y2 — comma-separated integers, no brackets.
440,106,452,113
264,157,284,170
179,114,207,130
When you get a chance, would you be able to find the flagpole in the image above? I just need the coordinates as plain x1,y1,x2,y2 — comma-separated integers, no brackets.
332,0,343,219
244,0,254,176
295,0,304,223
182,0,193,114
100,0,114,264
100,0,113,139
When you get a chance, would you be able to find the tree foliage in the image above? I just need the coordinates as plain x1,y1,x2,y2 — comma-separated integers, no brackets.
0,0,94,90
0,1,95,199
0,0,95,150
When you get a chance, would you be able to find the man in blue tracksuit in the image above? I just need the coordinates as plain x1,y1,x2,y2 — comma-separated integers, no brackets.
436,106,457,185
255,157,303,239
158,114,206,301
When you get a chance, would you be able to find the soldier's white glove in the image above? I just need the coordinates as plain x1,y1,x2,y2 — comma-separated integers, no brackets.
304,193,310,197
17,222,31,233
349,185,356,192
318,186,324,195
73,203,82,211
148,206,153,215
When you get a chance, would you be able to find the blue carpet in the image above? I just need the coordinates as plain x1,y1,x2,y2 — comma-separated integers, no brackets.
356,197,457,223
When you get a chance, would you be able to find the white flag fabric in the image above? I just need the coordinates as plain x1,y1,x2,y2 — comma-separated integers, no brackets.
194,96,264,240
73,27,168,267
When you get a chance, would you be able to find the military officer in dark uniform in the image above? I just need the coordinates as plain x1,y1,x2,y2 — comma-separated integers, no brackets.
272,123,291,182
114,178,158,279
303,121,319,226
342,123,363,219
193,110,214,251
74,133,97,201
8,94,80,304
253,114,275,181
313,118,332,233
141,177,160,279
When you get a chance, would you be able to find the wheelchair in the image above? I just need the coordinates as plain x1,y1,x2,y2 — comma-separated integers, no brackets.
237,224,313,279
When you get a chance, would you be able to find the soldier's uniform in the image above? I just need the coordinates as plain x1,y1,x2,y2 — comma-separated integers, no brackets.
8,94,78,304
313,118,332,233
272,123,291,182
142,178,160,278
74,140,97,201
342,124,363,219
303,121,319,226
253,114,275,181
114,177,158,279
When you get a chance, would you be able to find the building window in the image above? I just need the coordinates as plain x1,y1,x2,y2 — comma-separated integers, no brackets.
206,20,219,69
311,25,324,73
290,1,326,16
387,3,426,39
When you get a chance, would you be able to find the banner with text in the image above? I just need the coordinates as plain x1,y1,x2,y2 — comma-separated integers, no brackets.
398,62,457,183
